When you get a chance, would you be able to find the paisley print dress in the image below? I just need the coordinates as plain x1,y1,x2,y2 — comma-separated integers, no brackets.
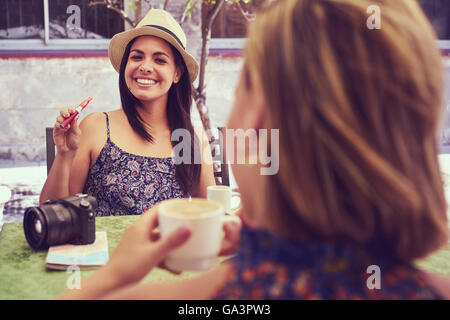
83,113,186,216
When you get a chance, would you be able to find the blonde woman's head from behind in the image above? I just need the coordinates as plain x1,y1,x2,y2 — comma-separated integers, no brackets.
233,0,447,261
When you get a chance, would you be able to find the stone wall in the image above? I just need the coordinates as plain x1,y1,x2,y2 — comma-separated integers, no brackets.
0,54,241,162
1,55,449,162
0,0,245,163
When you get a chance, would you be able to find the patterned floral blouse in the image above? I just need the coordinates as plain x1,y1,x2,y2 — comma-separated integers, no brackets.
213,227,443,299
83,112,186,216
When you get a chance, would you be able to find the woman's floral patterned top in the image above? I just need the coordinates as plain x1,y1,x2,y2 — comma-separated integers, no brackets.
83,113,185,216
213,227,443,300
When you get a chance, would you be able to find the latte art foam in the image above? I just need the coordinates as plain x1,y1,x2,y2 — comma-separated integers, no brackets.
159,198,222,219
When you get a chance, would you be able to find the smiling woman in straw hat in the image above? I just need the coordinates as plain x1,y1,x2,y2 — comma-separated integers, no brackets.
40,9,216,216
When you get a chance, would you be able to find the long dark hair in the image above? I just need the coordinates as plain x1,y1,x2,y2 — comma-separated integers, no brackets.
118,36,201,196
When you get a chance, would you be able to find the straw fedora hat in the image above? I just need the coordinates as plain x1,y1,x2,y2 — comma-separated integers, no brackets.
108,9,199,83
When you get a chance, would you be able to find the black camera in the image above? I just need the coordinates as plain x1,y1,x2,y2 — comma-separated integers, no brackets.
23,194,97,250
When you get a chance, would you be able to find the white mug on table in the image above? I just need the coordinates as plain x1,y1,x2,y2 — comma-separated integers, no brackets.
206,185,241,215
158,198,241,271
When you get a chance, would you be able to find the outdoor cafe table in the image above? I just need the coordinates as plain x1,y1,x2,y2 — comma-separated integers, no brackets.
0,215,200,300
2,215,450,299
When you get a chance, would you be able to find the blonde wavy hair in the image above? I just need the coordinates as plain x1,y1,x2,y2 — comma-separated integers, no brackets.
245,0,448,261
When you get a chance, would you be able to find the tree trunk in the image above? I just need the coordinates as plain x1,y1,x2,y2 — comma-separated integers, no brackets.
163,0,170,10
193,0,225,141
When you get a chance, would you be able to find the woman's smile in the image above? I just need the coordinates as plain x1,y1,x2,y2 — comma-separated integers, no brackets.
134,77,160,88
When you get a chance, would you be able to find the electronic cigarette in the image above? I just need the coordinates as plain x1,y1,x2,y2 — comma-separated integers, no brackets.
60,97,93,129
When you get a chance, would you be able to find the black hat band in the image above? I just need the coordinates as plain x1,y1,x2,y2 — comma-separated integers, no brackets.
144,25,185,50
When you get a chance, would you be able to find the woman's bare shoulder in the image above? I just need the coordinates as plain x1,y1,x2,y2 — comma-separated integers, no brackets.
82,109,122,121
80,110,121,133
78,112,111,147
80,112,107,128
106,109,124,118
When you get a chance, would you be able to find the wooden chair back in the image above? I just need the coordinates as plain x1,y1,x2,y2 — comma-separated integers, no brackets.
45,127,55,175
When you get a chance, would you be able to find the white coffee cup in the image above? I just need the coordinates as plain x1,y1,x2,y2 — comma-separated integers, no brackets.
158,198,241,272
207,185,241,215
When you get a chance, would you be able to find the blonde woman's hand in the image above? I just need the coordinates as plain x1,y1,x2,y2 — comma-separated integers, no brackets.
53,108,81,157
219,217,242,256
103,205,191,287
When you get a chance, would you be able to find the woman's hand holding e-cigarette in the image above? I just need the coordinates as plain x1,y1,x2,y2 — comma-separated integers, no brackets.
54,107,82,157
40,108,82,205
53,97,91,157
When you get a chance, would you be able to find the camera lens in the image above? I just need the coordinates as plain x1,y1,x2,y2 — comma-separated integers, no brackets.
23,207,48,250
23,203,77,250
